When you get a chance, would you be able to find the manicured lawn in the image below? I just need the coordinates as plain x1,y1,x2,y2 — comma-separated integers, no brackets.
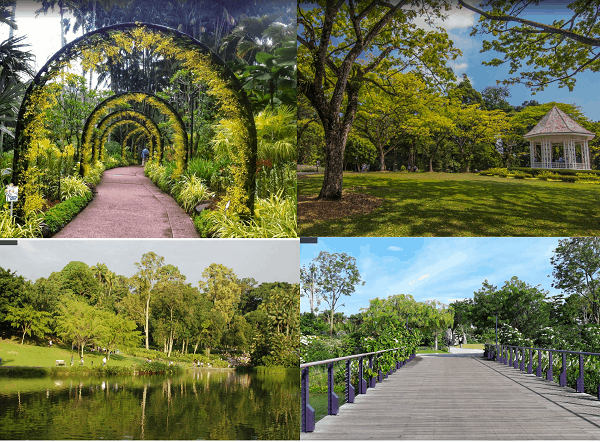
417,349,450,354
0,339,144,368
298,172,600,236
460,343,484,350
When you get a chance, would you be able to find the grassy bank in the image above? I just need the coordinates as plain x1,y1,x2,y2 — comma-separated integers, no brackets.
298,172,600,236
0,339,216,377
0,339,143,368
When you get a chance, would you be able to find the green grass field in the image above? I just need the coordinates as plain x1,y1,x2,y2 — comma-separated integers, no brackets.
298,172,600,236
416,349,450,354
459,343,484,350
0,338,145,368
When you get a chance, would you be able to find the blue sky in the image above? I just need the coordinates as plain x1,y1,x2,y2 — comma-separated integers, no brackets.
300,238,563,316
424,2,600,120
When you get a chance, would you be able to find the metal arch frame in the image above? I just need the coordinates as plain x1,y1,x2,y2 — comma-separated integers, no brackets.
82,91,184,172
97,118,155,161
122,126,153,159
14,21,257,216
94,109,163,161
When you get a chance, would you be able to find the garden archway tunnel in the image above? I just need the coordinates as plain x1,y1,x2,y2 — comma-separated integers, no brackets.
94,109,163,161
13,22,257,216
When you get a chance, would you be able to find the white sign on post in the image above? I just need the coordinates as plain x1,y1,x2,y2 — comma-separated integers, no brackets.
5,184,18,202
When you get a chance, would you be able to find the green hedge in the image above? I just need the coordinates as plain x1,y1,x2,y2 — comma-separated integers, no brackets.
509,167,600,177
254,365,300,375
0,366,49,377
43,194,93,236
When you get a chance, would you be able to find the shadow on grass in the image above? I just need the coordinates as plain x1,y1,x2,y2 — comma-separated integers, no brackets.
299,174,600,237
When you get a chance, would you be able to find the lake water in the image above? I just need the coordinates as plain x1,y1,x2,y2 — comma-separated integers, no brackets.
0,369,299,439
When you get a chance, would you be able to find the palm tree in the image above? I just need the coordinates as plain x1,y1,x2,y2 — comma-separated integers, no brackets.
0,36,34,156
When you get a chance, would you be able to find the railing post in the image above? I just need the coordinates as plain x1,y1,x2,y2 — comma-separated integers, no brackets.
368,355,376,388
560,353,567,387
301,367,315,433
346,359,355,403
527,348,533,374
520,348,525,371
327,363,339,415
536,350,542,377
514,348,519,369
509,347,513,367
547,351,553,381
577,353,584,393
358,357,367,394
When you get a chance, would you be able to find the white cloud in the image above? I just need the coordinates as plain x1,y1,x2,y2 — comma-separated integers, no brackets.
439,7,475,30
388,246,402,251
409,280,416,285
418,274,430,281
450,62,468,71
411,4,475,32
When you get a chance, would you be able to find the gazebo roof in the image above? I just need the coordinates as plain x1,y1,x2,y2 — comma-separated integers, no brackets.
524,105,595,139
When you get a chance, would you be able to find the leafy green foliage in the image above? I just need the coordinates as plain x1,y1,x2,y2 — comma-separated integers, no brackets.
5,305,52,345
60,176,91,201
552,238,600,324
176,175,214,214
305,251,364,336
461,0,600,92
203,192,296,238
298,0,461,198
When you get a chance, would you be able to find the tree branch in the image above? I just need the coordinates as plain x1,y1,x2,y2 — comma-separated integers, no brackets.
458,0,600,47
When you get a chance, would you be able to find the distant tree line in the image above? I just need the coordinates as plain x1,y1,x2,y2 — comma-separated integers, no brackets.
0,252,299,367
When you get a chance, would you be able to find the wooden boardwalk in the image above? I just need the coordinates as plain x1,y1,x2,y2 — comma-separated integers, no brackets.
302,354,600,440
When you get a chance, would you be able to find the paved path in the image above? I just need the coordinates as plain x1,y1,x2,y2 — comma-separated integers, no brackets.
54,166,199,238
302,355,600,440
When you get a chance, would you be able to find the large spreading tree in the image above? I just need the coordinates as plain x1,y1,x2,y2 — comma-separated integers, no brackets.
298,0,460,200
459,0,600,92
552,238,600,324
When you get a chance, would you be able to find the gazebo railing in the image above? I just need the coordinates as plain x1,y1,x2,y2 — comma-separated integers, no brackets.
485,344,600,397
300,348,416,432
531,161,587,170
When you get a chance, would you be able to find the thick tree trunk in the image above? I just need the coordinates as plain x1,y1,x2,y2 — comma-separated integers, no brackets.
429,156,434,172
319,130,346,200
379,147,386,172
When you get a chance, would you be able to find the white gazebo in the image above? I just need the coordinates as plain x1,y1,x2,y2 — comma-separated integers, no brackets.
524,105,595,170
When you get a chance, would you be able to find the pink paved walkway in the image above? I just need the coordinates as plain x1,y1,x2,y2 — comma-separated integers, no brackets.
53,166,199,238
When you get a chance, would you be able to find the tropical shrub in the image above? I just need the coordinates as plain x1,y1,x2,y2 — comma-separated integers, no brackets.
576,173,600,183
176,175,214,213
561,175,578,183
0,210,43,238
60,176,91,201
84,161,105,186
536,170,559,180
256,162,296,199
204,192,296,238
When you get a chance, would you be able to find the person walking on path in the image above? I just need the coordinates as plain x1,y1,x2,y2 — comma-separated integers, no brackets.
103,356,107,366
141,147,149,166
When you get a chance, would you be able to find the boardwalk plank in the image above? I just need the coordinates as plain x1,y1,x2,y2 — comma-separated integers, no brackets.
301,355,600,440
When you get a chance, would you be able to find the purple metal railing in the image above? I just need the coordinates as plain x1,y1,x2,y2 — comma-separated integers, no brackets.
485,344,600,396
300,348,416,432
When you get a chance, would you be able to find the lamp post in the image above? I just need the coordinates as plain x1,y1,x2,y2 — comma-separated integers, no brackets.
576,318,582,347
495,313,498,360
495,314,498,346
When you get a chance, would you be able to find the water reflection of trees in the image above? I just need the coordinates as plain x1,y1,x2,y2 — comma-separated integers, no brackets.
0,372,299,440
